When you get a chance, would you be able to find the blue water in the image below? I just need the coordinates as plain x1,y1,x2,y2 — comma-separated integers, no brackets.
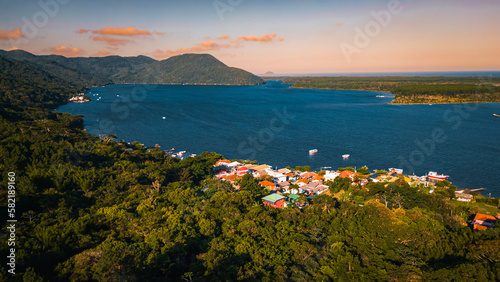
57,81,500,196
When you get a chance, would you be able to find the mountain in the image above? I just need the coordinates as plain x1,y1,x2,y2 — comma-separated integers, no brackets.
132,54,265,85
0,50,265,86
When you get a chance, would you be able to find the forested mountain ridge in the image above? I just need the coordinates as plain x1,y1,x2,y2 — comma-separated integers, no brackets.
0,53,499,281
0,50,265,86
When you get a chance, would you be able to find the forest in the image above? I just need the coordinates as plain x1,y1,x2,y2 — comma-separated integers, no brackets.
0,55,499,281
277,76,500,104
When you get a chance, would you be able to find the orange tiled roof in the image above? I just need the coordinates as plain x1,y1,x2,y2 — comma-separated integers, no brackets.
297,178,310,184
338,170,355,178
259,180,276,187
302,172,318,179
474,213,497,221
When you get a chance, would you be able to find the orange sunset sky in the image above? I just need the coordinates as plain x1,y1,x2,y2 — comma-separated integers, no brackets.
0,0,499,74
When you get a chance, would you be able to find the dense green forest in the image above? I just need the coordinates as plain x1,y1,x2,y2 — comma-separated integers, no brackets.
0,57,499,281
275,76,500,104
0,50,265,86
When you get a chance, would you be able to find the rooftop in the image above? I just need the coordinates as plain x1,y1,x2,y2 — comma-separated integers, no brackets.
262,193,286,203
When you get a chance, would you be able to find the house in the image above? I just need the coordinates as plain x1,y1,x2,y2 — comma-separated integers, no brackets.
251,164,271,172
215,159,231,167
324,171,340,182
296,178,310,187
472,213,497,231
301,172,318,179
266,170,288,183
302,182,329,196
278,168,292,174
253,169,269,178
259,180,277,190
367,173,381,182
237,166,249,176
277,181,291,190
455,190,473,202
262,194,287,209
388,168,403,176
338,170,355,180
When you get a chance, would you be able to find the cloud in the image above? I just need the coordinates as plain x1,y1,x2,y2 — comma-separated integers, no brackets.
237,33,282,42
77,27,160,36
49,45,84,57
76,28,90,34
336,23,343,27
0,28,25,40
7,47,20,51
91,36,135,46
155,40,238,58
217,35,230,40
95,50,115,57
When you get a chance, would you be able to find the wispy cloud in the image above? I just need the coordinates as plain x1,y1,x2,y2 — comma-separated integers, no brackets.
77,27,163,36
91,36,135,46
217,35,230,40
0,28,25,40
49,45,84,57
155,40,238,58
237,33,283,42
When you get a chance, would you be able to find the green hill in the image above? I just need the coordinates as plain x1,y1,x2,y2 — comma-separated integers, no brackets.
0,50,265,86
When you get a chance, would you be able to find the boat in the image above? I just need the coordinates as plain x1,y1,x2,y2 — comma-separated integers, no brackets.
162,117,166,119
342,154,350,159
376,95,388,98
427,171,449,180
309,149,318,155
154,144,161,148
494,114,500,117
178,151,186,156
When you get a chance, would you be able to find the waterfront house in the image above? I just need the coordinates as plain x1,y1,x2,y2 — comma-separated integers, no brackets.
324,171,340,182
262,194,287,209
388,168,403,176
278,168,292,174
338,170,355,181
455,190,474,202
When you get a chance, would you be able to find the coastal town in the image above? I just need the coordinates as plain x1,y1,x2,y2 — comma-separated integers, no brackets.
212,159,499,230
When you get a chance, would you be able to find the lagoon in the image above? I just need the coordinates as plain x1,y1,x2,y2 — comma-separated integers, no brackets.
57,81,500,196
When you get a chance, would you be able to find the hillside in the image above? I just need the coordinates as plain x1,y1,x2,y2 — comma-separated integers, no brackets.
0,50,265,86
0,49,499,281
0,56,83,108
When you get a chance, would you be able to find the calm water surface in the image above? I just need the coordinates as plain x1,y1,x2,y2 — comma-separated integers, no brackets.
57,81,500,196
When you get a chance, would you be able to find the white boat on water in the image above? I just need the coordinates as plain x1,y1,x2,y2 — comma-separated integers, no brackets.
309,149,318,155
342,154,350,159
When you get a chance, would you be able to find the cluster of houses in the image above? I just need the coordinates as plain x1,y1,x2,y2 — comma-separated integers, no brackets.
68,93,90,103
213,160,449,209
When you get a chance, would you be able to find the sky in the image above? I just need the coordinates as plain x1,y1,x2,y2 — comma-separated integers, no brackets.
0,0,499,74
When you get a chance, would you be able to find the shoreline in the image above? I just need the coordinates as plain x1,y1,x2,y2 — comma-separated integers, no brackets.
288,86,500,105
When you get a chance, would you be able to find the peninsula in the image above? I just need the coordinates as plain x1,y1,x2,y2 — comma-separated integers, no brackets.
272,76,500,104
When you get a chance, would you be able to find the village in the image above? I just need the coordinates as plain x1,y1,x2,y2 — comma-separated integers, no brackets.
213,159,499,231
67,93,90,103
